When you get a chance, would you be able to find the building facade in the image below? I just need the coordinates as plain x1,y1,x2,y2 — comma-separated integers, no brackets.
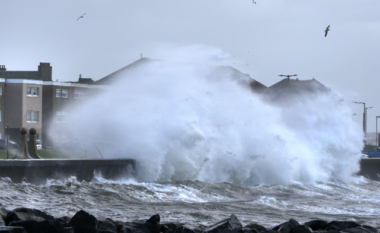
0,63,100,148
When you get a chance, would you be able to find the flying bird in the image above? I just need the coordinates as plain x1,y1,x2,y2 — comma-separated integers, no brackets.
77,13,86,21
252,0,256,3
325,25,330,37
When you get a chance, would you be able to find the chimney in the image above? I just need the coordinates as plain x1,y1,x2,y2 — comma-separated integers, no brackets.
38,62,52,81
0,65,6,71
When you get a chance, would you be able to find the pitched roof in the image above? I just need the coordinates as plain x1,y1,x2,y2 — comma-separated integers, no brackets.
95,58,267,93
264,78,331,101
3,71,40,80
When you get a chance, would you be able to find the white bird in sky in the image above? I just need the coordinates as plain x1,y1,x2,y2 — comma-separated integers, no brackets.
77,13,86,21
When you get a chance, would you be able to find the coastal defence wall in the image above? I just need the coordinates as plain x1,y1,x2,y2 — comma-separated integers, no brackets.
0,158,136,183
359,158,380,180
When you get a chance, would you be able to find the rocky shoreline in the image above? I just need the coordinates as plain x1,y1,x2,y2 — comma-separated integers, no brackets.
0,207,378,233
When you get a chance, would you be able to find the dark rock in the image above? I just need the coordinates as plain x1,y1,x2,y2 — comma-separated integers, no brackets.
260,230,280,233
304,220,328,231
272,219,300,233
327,221,360,231
121,221,161,233
243,228,259,233
55,216,70,228
174,226,196,233
343,226,378,233
289,225,312,233
361,226,379,233
97,220,117,233
4,208,54,226
0,226,27,233
163,222,182,232
244,223,267,233
204,214,243,233
121,214,162,233
0,207,11,225
68,210,97,233
147,214,160,224
9,219,67,233
161,224,174,233
106,219,124,233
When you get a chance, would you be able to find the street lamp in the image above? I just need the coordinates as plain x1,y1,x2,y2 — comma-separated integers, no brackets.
353,101,365,136
5,124,9,159
366,106,373,144
376,116,380,147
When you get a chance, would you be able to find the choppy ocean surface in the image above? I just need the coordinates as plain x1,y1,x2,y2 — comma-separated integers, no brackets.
1,174,380,229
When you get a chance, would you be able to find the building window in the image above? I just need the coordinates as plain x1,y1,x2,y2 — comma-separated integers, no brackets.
27,87,39,97
0,86,2,95
0,110,2,122
56,89,68,98
56,89,61,98
74,90,85,99
27,111,39,123
56,111,67,123
62,89,68,98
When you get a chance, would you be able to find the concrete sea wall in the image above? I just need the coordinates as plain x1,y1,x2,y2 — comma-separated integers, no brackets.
0,158,136,183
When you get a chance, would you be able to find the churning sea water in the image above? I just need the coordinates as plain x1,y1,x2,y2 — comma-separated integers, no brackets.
1,175,380,229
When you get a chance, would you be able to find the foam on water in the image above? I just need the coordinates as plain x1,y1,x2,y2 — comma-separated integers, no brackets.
62,45,363,185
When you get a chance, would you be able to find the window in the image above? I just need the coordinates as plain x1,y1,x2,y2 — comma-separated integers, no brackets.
0,86,2,95
56,89,61,98
27,87,39,97
74,90,85,99
62,89,68,98
56,89,68,98
56,111,67,123
27,111,39,122
0,110,2,122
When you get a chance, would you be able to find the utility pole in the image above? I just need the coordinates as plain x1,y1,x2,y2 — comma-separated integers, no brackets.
376,116,380,147
278,74,297,83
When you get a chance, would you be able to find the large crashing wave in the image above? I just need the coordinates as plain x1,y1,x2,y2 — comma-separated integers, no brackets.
68,52,363,185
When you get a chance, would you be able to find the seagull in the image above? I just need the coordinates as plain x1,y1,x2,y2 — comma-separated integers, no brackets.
77,13,86,21
325,25,330,37
252,0,256,3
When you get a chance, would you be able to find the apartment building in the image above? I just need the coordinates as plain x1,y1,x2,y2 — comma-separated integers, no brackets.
0,63,100,148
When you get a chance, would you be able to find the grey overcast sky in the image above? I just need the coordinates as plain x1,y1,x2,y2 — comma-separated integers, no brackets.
1,0,379,131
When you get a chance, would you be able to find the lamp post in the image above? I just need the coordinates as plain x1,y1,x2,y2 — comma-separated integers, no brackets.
365,106,373,144
353,101,366,137
5,124,9,159
376,116,380,147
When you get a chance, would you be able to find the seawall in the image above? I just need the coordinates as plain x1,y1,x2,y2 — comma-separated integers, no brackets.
358,158,380,180
0,158,136,183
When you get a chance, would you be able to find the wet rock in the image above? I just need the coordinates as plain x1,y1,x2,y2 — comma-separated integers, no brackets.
163,222,182,232
174,225,197,233
4,208,54,226
244,223,267,233
97,220,118,233
260,230,280,233
203,214,243,233
327,221,360,231
160,224,174,233
272,219,300,233
56,216,70,227
304,220,328,231
342,226,379,233
68,210,97,233
121,214,162,233
0,226,26,233
147,214,160,224
289,225,312,233
9,219,67,233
